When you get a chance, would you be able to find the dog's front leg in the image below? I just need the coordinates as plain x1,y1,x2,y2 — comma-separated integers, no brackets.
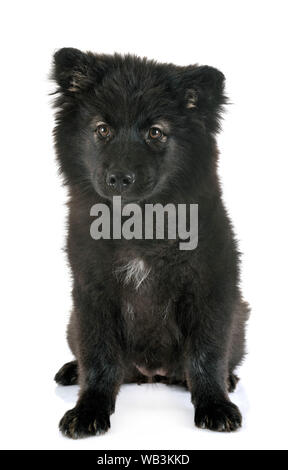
185,313,242,432
59,286,124,439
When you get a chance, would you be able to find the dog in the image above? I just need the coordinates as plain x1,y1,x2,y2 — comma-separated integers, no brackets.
52,48,249,438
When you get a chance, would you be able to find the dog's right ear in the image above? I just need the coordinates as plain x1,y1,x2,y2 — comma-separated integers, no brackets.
53,48,95,93
53,47,104,93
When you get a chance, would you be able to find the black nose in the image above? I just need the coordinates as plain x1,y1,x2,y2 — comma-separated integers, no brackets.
106,170,135,193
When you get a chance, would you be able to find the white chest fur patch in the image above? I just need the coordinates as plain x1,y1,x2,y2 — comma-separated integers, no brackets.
116,258,151,290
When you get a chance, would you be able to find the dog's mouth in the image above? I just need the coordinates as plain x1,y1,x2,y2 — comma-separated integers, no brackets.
93,178,157,204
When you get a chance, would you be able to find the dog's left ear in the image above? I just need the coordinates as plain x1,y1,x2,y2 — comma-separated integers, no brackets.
180,65,226,132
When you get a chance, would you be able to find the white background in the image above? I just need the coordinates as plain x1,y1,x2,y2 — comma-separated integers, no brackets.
1,0,287,450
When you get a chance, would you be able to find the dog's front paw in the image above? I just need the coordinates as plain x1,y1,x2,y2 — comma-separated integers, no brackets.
59,405,110,439
195,400,242,432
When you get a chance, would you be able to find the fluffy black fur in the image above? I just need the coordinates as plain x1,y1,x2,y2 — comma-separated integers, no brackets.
52,48,249,438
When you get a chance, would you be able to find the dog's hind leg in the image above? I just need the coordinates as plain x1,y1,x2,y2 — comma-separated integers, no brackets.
54,360,78,386
54,310,79,386
227,372,239,393
227,299,250,393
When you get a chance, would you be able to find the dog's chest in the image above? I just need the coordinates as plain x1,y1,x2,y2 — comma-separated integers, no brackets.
114,255,180,370
116,257,162,318
115,257,152,291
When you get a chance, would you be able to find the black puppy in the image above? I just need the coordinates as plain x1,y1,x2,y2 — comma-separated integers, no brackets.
52,48,249,438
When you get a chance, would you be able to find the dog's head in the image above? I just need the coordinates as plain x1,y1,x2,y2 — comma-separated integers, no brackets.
52,48,226,202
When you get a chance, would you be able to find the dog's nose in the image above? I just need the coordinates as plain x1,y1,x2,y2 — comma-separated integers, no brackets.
106,170,135,193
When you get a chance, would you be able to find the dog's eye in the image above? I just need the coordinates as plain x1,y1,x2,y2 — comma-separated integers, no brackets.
96,124,111,139
149,127,163,140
